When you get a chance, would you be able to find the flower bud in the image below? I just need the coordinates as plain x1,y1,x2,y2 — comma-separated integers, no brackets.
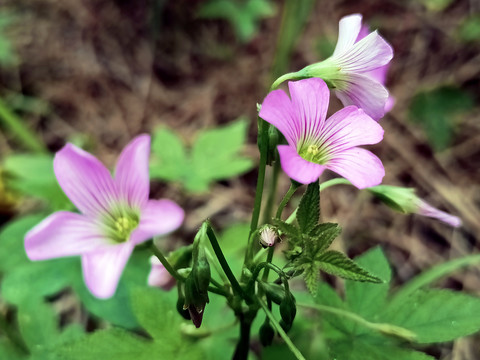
259,318,275,347
259,226,278,248
183,223,211,328
259,282,285,305
279,293,296,332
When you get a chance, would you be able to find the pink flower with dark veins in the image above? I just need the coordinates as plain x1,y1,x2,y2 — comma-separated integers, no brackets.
260,78,385,188
25,135,184,299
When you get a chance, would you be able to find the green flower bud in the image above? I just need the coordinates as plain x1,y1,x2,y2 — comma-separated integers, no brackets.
260,282,285,305
279,293,296,330
259,318,275,347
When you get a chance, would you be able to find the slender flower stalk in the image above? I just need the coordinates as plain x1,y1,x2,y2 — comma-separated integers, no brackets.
259,78,385,188
148,256,176,290
24,135,184,298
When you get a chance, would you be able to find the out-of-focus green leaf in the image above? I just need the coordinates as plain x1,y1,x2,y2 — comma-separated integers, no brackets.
150,119,253,193
0,13,17,66
51,288,204,360
458,14,480,42
198,0,275,43
420,0,454,12
409,86,474,151
3,154,71,210
0,214,44,272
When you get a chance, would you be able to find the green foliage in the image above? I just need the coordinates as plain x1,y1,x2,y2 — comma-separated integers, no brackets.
409,86,474,151
3,154,70,210
305,247,480,359
197,0,275,43
316,251,382,284
458,14,480,42
296,181,319,234
150,119,253,193
51,288,204,360
419,0,454,12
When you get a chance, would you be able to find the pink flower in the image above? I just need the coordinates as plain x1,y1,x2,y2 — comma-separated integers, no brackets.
356,23,395,113
260,78,385,188
369,185,461,227
25,135,184,299
147,256,176,290
303,14,393,120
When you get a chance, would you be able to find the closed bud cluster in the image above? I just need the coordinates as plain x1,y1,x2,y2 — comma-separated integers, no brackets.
279,292,297,333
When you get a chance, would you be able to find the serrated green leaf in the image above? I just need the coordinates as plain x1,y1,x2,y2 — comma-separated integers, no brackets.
296,181,319,234
345,247,391,320
302,263,319,296
309,222,341,253
316,251,382,283
271,218,300,238
383,289,480,343
150,127,189,182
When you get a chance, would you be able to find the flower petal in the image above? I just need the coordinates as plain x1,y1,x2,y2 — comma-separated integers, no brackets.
326,147,384,189
335,30,393,73
148,256,176,290
54,144,118,217
288,78,330,144
25,211,111,260
277,145,325,184
417,200,462,228
321,106,384,154
130,199,184,245
335,73,389,120
81,243,134,299
115,135,151,209
333,14,363,56
259,88,299,146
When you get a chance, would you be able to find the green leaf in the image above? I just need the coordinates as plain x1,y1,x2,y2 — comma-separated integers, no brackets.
458,14,480,42
330,339,435,360
420,0,454,12
0,339,26,360
302,262,319,296
150,127,189,182
316,251,382,283
0,214,44,272
150,119,253,193
198,0,275,43
409,86,474,151
53,288,204,360
383,289,480,343
296,181,319,234
17,300,59,351
2,258,78,305
309,222,341,253
3,154,70,210
189,119,253,191
271,218,300,238
345,247,391,320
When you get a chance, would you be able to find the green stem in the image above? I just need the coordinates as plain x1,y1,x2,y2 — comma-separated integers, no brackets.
205,247,230,285
205,224,245,299
207,285,229,297
232,312,255,360
297,302,416,341
270,71,305,91
150,243,184,283
261,247,275,282
275,182,301,219
261,154,281,224
0,312,29,355
258,298,306,360
319,178,351,191
0,97,46,153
